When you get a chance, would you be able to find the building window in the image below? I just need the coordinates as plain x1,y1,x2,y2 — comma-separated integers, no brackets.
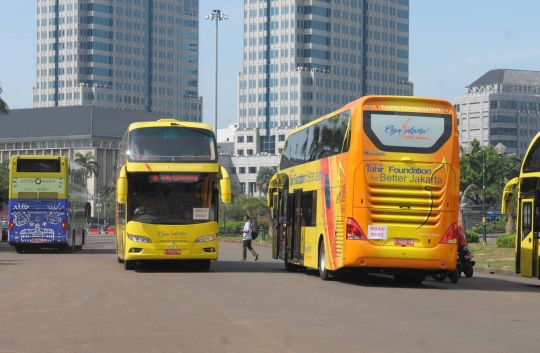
247,136,254,143
249,182,256,195
237,149,245,156
240,183,246,193
230,167,236,175
239,167,246,174
278,148,283,154
249,167,257,174
237,136,244,143
279,134,285,142
247,149,254,155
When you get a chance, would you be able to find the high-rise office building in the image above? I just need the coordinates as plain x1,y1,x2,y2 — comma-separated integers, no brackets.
32,0,202,122
236,0,412,157
454,69,540,158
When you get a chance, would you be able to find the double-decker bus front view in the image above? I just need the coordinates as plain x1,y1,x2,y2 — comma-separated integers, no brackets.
115,119,231,271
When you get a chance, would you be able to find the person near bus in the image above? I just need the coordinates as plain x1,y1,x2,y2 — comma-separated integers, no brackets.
240,215,258,262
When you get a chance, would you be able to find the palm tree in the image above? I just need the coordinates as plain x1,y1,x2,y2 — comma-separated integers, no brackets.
256,166,277,195
75,152,99,178
0,85,9,115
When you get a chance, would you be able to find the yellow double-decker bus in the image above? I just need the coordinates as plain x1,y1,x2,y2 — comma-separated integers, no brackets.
115,118,231,271
502,134,540,280
268,95,460,283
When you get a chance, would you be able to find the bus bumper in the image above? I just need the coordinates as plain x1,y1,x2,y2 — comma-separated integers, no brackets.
343,241,458,271
124,238,219,261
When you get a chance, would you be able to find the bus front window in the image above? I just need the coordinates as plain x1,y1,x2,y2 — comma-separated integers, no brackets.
127,173,216,224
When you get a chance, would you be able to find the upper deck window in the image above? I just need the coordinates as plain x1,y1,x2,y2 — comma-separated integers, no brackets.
364,111,452,153
16,159,61,173
522,138,540,173
128,127,217,163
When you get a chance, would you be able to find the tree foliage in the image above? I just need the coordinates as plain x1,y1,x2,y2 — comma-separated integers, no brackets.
75,152,99,178
0,85,9,115
256,166,276,195
460,139,521,205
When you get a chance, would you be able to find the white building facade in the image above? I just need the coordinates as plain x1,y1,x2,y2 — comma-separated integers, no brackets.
32,0,202,122
454,69,540,158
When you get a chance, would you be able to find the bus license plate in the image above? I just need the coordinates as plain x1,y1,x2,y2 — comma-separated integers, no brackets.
164,249,181,255
394,239,414,246
32,238,43,243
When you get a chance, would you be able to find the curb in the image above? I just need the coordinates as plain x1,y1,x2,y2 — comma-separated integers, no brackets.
219,238,273,248
471,265,520,277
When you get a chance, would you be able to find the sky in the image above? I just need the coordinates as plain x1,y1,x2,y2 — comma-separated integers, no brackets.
1,0,540,129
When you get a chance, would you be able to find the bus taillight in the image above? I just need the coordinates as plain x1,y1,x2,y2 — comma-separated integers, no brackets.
61,218,67,232
8,217,14,232
346,218,367,240
441,223,459,244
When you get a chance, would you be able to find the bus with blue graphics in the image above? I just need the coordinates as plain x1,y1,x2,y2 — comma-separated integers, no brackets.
7,156,89,253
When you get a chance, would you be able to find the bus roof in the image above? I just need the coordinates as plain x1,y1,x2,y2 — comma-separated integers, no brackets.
11,155,64,161
127,118,213,132
285,95,454,136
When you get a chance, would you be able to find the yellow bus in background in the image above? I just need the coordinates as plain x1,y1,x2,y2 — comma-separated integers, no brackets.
116,118,231,271
268,96,460,283
502,133,540,280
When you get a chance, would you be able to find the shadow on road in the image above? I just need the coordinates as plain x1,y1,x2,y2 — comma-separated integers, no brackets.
132,259,284,273
80,247,116,255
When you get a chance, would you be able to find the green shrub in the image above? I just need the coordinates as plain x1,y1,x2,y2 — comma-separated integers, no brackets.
496,234,516,248
466,230,479,243
219,221,245,236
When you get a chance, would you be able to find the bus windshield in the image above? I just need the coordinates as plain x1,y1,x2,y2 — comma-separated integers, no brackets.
127,172,216,224
522,137,540,172
128,127,216,162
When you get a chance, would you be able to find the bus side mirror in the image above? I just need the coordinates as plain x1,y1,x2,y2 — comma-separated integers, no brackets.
117,166,127,204
220,166,231,204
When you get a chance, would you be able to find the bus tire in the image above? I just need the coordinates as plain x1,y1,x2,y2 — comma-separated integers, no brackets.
198,260,211,271
15,246,24,254
449,268,459,283
65,234,75,253
124,260,135,270
318,240,331,281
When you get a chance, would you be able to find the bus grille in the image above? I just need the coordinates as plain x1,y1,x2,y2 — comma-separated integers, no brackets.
367,184,444,226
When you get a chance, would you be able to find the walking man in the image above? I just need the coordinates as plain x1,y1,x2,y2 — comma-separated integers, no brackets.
240,215,258,261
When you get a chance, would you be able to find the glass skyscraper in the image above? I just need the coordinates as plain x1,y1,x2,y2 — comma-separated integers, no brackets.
32,0,202,122
236,0,412,155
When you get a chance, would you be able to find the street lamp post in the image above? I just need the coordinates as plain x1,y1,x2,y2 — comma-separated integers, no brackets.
461,141,506,244
205,10,228,133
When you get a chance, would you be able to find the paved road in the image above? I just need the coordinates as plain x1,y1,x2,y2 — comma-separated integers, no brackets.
0,235,539,353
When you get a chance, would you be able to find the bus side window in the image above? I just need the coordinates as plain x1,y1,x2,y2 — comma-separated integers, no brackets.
118,204,125,225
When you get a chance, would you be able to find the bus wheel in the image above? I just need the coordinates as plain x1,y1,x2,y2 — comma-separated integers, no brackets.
15,246,24,254
75,232,84,251
318,241,331,281
449,268,459,283
65,235,75,253
198,260,211,271
124,260,135,270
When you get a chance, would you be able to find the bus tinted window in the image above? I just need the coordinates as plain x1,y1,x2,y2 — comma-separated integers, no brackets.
364,111,452,153
16,159,61,173
129,127,217,162
280,110,351,169
522,137,540,172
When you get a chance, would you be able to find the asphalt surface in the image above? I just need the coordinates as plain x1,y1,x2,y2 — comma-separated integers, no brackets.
0,235,539,353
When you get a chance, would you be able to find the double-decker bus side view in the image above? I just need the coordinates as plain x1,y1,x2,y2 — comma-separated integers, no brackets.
115,118,231,271
268,95,460,283
7,156,88,253
502,134,540,279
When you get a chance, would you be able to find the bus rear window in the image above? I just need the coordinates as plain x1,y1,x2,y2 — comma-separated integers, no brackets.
364,111,452,153
16,159,61,173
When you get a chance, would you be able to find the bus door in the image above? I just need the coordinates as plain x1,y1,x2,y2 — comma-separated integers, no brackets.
293,189,303,263
285,190,300,263
519,198,536,277
271,191,281,259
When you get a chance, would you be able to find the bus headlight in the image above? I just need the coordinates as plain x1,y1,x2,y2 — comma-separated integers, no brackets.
127,233,152,243
195,234,217,242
